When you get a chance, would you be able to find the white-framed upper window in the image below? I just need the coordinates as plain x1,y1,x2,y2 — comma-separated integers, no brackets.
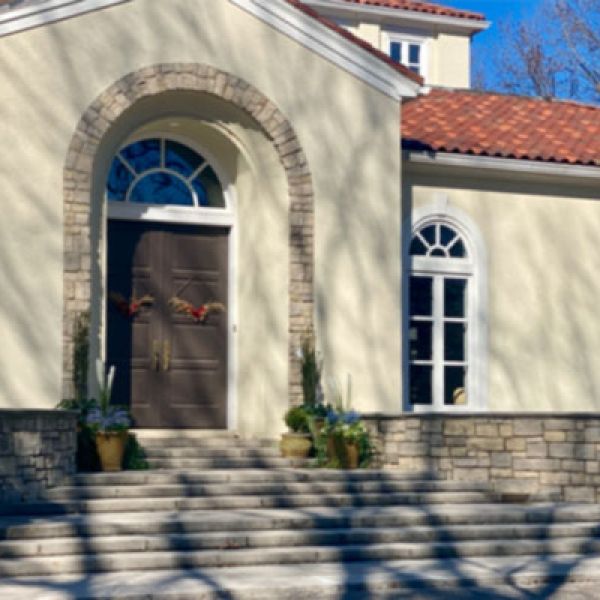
385,33,427,78
405,207,487,413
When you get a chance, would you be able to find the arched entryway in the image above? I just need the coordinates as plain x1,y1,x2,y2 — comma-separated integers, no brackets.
63,64,315,426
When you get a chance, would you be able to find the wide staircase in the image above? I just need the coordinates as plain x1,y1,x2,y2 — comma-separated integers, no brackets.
1,431,600,598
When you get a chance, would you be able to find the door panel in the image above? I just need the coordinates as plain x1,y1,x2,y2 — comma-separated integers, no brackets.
107,221,228,428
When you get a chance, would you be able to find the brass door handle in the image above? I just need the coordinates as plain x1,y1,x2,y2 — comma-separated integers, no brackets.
152,340,160,371
163,340,171,372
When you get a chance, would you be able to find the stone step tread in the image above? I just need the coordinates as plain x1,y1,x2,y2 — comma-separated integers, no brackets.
2,536,600,577
2,522,600,558
139,439,276,448
66,469,439,487
145,457,306,468
132,430,241,439
2,554,600,599
2,503,599,540
142,448,281,458
0,491,494,516
44,480,492,500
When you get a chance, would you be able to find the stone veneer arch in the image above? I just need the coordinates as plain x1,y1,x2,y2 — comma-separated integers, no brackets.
63,63,314,405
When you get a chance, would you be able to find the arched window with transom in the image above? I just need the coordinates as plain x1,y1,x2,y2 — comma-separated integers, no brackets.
407,215,486,411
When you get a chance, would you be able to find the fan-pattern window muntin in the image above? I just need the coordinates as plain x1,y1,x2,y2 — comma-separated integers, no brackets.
410,222,467,259
106,138,226,209
409,221,472,409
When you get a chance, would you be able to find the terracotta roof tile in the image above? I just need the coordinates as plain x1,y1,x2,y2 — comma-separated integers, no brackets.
402,89,600,167
285,0,423,85
339,0,485,21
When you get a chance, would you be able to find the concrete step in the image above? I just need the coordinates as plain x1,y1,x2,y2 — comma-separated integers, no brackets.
0,490,494,516
1,521,600,559
138,437,276,449
2,555,600,599
146,457,305,469
44,479,493,501
2,535,600,577
132,429,240,440
142,447,281,459
65,468,439,487
3,504,600,541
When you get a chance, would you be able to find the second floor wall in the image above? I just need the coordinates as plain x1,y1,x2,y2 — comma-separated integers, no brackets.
306,0,489,89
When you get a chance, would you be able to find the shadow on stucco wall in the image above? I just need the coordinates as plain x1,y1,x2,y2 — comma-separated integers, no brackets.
1,0,600,596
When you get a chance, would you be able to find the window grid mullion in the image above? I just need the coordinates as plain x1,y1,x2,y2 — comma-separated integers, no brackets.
433,275,444,410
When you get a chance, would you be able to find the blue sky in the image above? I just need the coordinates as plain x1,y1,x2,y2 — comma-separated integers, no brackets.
440,0,542,51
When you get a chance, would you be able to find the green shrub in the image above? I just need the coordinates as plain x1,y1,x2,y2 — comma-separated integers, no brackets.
285,405,310,433
123,433,149,470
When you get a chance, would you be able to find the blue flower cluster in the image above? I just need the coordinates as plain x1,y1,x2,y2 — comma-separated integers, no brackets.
86,407,130,432
326,409,361,426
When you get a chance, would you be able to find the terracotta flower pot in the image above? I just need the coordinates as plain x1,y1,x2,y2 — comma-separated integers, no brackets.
280,432,312,458
95,431,128,472
327,433,359,469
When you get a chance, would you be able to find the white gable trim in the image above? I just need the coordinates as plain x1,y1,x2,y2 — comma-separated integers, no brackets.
230,0,420,99
0,0,128,37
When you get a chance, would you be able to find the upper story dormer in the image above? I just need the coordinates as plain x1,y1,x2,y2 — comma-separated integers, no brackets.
304,0,489,89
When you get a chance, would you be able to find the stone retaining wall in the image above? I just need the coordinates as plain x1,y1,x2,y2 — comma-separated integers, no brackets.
0,410,77,503
363,414,600,503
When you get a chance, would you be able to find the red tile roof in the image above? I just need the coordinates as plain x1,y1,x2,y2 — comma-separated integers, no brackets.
402,89,600,167
285,0,423,85
339,0,485,21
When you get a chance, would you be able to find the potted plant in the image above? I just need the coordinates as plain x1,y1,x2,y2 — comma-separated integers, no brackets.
280,405,312,458
323,409,372,469
317,376,373,469
86,361,131,472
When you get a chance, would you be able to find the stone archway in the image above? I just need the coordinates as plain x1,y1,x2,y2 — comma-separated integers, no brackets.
63,63,314,405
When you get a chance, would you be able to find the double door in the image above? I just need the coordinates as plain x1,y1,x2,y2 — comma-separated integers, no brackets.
106,220,228,428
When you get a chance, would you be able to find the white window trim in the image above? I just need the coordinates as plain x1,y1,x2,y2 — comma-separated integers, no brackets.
104,132,238,431
383,31,429,80
403,198,488,412
107,133,234,224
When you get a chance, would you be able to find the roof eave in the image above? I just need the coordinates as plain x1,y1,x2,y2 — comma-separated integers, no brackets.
303,0,490,34
404,149,600,185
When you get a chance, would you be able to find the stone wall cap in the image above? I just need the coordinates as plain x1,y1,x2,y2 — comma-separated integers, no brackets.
0,409,78,417
362,412,600,420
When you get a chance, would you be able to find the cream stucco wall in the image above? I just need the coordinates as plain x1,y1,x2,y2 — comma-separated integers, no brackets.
405,165,600,412
0,0,402,434
428,33,470,88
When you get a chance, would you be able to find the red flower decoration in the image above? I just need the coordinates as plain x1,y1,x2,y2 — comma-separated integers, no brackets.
169,297,225,323
109,293,154,318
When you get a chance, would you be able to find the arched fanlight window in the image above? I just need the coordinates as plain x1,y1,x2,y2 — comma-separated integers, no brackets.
408,219,478,410
106,138,226,208
410,222,468,259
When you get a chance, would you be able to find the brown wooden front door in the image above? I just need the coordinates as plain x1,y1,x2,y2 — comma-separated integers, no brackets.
106,221,228,428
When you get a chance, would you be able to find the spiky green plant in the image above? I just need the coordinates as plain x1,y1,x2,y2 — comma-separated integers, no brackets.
95,359,116,413
301,335,322,406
